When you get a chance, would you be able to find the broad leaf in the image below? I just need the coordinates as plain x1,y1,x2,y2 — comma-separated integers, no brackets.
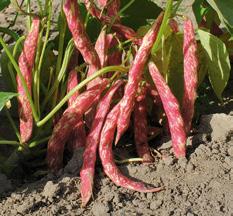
0,0,10,11
198,29,231,101
197,43,208,85
153,33,184,103
0,92,18,111
121,0,162,30
192,0,209,24
206,0,233,35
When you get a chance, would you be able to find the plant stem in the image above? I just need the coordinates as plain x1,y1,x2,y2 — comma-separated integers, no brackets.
0,36,39,122
115,158,143,164
37,65,128,127
41,40,74,109
4,109,21,142
29,136,50,148
53,7,67,107
0,27,19,41
151,0,173,55
0,140,19,146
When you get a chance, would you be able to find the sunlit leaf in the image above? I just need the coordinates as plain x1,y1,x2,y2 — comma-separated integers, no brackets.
198,29,231,101
206,0,233,35
0,92,18,112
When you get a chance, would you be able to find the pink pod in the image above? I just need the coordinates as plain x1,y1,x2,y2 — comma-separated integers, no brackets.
17,17,40,143
148,61,186,158
63,0,101,88
116,13,163,144
134,86,154,163
182,19,198,134
80,80,123,206
99,103,163,192
47,80,108,172
67,70,86,151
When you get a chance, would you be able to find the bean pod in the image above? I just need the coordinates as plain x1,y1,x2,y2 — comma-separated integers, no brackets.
80,80,123,206
17,17,40,143
116,13,163,144
182,18,198,134
99,103,163,192
47,80,108,172
148,61,186,158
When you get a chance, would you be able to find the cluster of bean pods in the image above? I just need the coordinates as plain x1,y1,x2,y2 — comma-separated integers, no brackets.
17,0,198,206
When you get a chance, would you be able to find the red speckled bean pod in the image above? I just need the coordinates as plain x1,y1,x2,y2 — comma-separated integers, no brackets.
182,18,198,134
17,17,40,143
47,80,108,172
83,0,140,44
63,0,101,87
169,19,179,33
148,61,186,158
96,0,108,8
80,80,123,206
95,29,113,68
67,70,79,106
107,0,121,21
67,70,86,151
115,13,163,144
99,103,163,192
85,29,112,128
134,86,154,163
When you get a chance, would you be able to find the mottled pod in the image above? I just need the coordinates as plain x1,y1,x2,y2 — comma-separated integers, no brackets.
80,80,123,206
148,61,186,158
116,13,163,144
63,0,101,87
17,17,40,143
182,18,198,134
99,103,163,192
47,80,108,172
67,70,86,151
134,86,154,162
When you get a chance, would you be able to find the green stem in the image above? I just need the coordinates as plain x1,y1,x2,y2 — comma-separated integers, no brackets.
33,30,43,117
0,36,39,122
0,140,19,146
4,109,21,142
6,36,25,91
151,0,173,55
37,65,128,127
172,0,184,16
26,0,32,27
0,27,19,41
41,40,74,109
53,7,67,107
107,0,135,32
29,136,50,148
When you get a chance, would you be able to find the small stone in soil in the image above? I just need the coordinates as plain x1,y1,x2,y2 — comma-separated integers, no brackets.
224,157,233,167
92,202,110,216
164,156,175,166
186,162,195,172
150,199,163,210
227,146,233,157
43,181,59,199
178,158,188,169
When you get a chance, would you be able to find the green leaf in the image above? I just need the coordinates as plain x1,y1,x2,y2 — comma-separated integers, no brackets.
153,33,184,103
0,0,10,11
0,92,18,111
197,43,208,85
198,29,231,101
206,0,233,34
192,0,209,24
121,0,162,30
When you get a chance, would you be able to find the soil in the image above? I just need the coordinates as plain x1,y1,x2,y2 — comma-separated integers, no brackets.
1,1,233,216
0,113,232,216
